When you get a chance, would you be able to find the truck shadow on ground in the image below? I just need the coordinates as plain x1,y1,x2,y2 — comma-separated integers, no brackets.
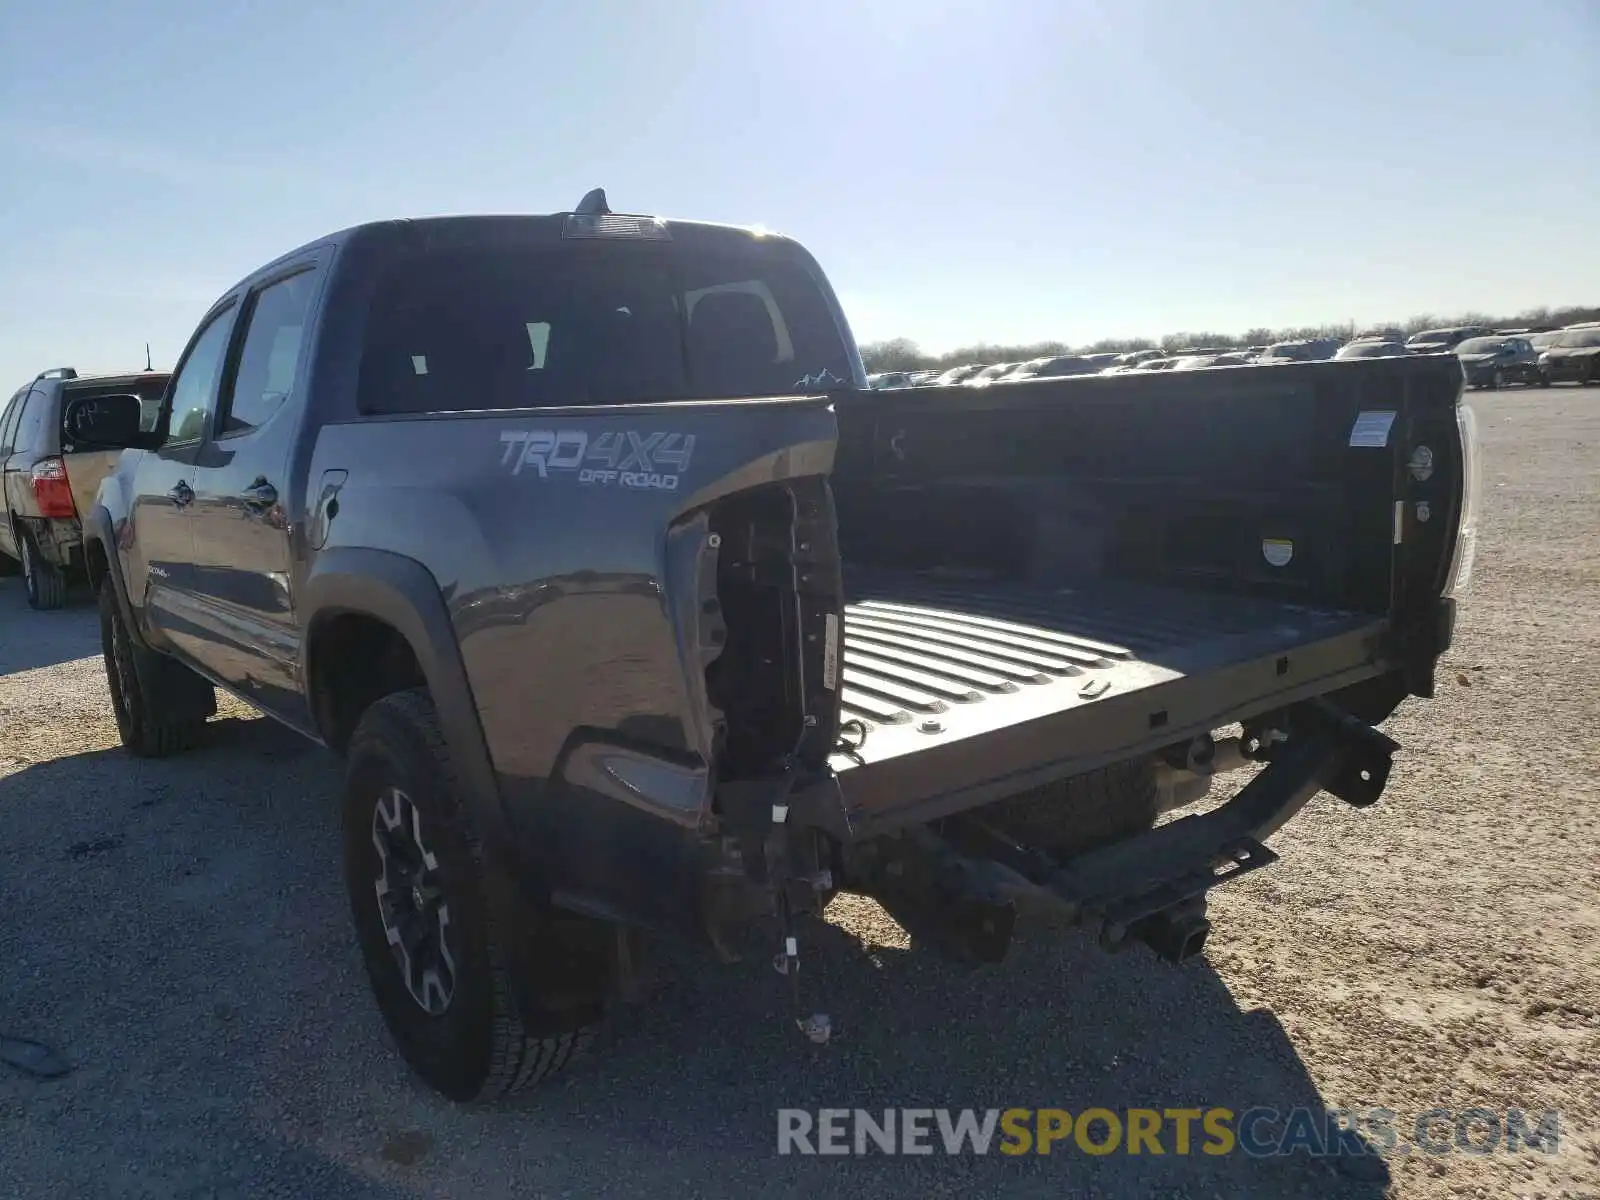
0,712,1390,1199
0,577,102,676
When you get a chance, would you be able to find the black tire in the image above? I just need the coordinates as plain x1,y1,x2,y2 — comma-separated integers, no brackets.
982,758,1161,859
99,578,215,756
343,688,597,1102
20,531,67,610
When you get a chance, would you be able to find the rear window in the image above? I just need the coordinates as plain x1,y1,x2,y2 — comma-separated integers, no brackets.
64,376,170,433
357,243,853,414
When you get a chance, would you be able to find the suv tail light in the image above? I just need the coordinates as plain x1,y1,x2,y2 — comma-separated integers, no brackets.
1443,403,1481,596
31,457,78,519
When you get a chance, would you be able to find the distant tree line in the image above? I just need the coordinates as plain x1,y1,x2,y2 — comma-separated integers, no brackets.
858,304,1600,373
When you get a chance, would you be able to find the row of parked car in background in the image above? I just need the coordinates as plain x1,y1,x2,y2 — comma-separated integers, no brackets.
868,320,1600,392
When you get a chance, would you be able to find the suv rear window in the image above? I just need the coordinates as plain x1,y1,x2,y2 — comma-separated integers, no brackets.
357,243,853,414
63,376,171,434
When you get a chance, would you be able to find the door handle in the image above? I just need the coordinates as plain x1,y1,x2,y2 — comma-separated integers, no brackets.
241,481,278,509
167,482,193,506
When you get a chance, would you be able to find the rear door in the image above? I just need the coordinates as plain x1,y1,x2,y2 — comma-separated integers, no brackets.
2,386,49,520
125,303,239,654
0,386,28,560
184,264,320,722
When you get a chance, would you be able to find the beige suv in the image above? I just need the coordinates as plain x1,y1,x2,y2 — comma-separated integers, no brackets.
0,367,170,609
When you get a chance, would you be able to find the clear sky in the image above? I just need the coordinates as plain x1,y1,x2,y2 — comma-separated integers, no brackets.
1,0,1595,381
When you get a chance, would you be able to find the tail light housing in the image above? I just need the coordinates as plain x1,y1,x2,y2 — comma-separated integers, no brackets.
31,457,78,519
1443,403,1481,596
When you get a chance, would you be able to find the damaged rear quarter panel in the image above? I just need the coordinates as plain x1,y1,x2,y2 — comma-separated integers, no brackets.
308,398,837,933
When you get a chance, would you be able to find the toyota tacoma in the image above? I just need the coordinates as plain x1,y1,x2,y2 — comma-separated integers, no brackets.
79,192,1479,1102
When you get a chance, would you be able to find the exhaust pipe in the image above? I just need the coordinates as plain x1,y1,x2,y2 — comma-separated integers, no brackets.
1129,902,1211,963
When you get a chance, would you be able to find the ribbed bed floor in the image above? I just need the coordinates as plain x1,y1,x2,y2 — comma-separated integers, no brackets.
831,572,1375,769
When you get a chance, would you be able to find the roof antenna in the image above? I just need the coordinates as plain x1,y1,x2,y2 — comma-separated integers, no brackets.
144,342,153,372
575,188,610,216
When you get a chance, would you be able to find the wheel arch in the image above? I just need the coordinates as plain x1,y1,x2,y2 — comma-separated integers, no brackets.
299,549,488,769
83,505,144,642
302,548,579,1037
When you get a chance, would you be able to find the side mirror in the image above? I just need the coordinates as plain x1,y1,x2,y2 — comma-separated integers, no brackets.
61,393,153,450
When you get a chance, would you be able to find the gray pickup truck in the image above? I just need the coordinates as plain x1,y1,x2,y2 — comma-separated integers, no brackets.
77,193,1479,1102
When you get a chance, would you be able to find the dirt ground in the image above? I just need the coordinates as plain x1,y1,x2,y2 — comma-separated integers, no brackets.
0,386,1596,1199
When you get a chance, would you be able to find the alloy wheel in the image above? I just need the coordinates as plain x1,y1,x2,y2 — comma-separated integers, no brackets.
371,786,457,1015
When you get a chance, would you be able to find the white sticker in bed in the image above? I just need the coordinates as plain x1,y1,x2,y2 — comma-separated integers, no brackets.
822,613,840,690
1263,538,1294,567
1349,410,1397,448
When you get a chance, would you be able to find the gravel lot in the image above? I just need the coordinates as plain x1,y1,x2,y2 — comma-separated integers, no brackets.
1,387,1596,1200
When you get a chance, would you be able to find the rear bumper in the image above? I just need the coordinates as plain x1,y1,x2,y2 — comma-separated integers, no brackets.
18,516,84,571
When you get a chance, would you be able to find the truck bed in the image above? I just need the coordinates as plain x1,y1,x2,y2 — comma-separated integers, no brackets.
831,571,1389,830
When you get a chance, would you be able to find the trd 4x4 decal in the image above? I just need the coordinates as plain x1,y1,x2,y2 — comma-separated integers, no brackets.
499,429,696,491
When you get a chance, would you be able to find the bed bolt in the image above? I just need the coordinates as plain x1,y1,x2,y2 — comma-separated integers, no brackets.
1415,501,1431,522
919,718,943,734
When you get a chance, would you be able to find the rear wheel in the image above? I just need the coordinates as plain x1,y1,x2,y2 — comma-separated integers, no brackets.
20,532,67,610
344,688,599,1102
100,578,215,756
983,758,1162,860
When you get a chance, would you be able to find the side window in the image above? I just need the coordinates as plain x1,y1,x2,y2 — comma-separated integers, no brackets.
13,387,54,453
222,270,317,435
167,307,237,444
0,389,24,453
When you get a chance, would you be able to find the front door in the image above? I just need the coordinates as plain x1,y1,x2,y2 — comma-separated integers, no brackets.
185,266,319,728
